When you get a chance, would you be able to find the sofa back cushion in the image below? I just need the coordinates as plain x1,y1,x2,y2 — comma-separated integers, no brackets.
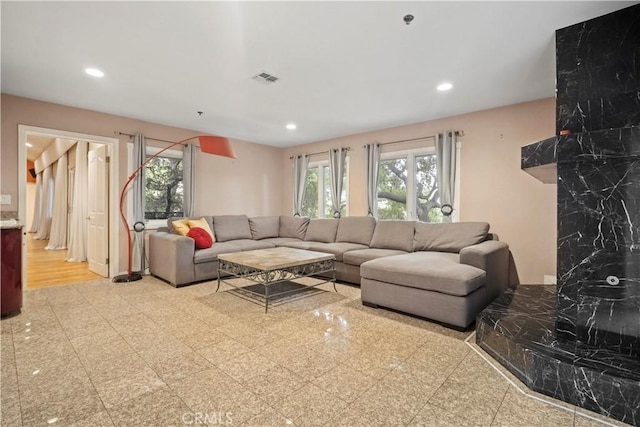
304,219,339,243
370,220,415,252
413,222,489,253
335,216,377,246
249,216,280,240
213,215,252,242
279,216,309,239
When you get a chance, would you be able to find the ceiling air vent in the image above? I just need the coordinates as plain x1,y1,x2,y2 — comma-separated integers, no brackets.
252,71,279,85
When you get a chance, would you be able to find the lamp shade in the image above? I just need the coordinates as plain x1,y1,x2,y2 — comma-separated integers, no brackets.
199,136,236,159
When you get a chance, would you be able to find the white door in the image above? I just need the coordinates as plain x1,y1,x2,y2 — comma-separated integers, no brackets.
87,145,109,277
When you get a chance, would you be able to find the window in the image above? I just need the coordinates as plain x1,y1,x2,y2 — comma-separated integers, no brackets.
143,147,184,221
377,149,445,222
301,160,348,218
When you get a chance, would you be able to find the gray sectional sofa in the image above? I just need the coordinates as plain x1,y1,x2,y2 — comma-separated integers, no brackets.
148,214,509,328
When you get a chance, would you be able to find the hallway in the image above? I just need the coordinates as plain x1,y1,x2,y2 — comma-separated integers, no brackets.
26,233,101,289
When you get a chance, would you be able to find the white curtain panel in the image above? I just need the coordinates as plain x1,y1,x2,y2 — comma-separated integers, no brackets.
292,155,309,216
46,153,68,250
365,143,380,217
34,166,54,240
67,141,88,262
329,148,347,218
29,172,42,233
436,131,458,223
183,142,196,217
131,133,146,273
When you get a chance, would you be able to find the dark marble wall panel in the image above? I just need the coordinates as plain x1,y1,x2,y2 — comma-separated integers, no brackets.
556,127,640,160
557,91,640,134
577,289,640,358
557,158,640,349
556,35,640,102
556,5,640,134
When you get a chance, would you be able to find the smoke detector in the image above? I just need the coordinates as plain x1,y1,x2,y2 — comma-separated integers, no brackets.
252,70,279,85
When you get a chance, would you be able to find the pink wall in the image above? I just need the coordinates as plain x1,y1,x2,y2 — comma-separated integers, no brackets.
2,93,557,284
281,98,557,284
1,94,283,272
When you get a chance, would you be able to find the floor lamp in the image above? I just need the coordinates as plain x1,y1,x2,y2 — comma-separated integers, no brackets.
113,135,236,283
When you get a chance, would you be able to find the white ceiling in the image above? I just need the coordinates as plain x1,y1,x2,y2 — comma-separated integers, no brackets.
2,1,636,147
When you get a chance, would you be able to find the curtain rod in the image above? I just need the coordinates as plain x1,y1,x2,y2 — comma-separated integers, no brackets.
366,130,465,148
115,131,177,145
289,147,351,160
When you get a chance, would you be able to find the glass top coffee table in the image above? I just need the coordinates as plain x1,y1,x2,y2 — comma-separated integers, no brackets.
216,247,336,312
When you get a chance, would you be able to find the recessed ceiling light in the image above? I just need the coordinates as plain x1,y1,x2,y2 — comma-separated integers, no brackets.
286,123,297,130
85,68,104,78
26,142,33,147
437,82,453,91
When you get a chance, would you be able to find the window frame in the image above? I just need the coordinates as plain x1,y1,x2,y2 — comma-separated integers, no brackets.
301,156,350,219
378,145,460,222
127,144,184,230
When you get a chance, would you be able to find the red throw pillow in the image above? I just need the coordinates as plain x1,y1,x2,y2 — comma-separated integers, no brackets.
187,227,213,249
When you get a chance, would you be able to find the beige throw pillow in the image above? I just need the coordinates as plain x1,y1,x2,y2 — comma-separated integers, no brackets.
171,219,191,236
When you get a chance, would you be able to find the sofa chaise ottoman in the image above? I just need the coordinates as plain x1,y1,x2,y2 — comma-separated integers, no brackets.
360,222,509,329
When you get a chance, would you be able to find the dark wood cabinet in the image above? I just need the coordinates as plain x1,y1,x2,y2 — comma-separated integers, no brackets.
1,227,23,316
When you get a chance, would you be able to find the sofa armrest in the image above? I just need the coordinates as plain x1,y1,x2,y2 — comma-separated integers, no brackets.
149,232,195,286
460,241,509,301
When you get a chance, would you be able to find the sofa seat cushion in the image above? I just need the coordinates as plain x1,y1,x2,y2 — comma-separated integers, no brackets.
193,242,242,264
343,248,408,266
277,241,314,250
304,242,368,262
360,252,485,297
261,237,304,246
226,239,276,251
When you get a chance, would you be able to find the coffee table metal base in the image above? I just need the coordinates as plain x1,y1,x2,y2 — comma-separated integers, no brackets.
216,258,336,312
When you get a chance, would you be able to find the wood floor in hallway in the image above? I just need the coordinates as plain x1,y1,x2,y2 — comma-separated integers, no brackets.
26,234,102,289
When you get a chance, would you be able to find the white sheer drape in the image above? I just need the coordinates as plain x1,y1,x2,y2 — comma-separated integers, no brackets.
292,155,309,216
131,134,146,273
46,153,68,249
29,173,42,233
329,148,347,218
436,131,457,223
67,141,88,262
365,143,380,217
183,142,196,217
34,166,53,240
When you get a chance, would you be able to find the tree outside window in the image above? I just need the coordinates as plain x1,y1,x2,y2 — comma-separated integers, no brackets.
301,167,319,218
301,162,347,218
377,158,408,220
145,156,184,220
377,152,442,222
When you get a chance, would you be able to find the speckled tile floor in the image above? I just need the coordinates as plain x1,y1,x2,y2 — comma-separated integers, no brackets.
0,277,630,426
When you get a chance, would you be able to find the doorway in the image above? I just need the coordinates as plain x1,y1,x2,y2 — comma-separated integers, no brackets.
18,125,120,290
